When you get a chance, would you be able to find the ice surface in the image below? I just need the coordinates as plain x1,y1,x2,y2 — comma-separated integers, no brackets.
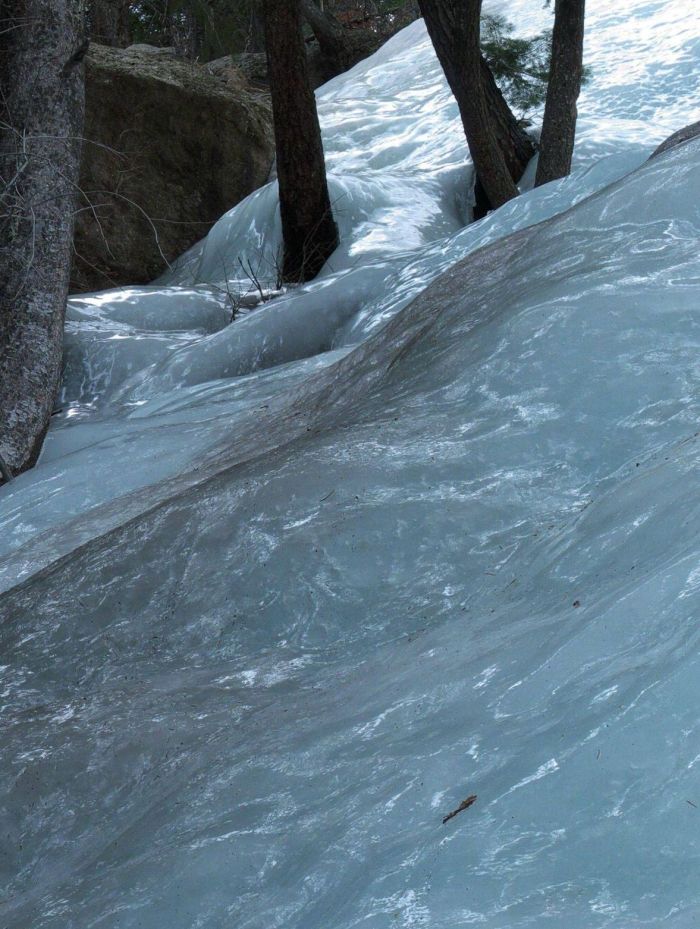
2,1,700,927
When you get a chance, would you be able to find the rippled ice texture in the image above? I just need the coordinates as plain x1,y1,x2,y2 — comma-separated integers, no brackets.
2,1,700,927
2,0,698,553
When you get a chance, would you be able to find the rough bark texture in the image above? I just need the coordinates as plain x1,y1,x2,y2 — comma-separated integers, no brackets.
71,44,274,292
535,0,585,186
418,0,519,215
263,0,338,283
89,0,131,46
479,57,536,184
473,56,537,217
0,0,87,477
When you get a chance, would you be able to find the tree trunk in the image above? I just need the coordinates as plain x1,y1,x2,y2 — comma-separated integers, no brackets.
170,7,204,60
479,56,536,183
535,0,585,186
0,0,87,478
245,4,266,53
473,54,537,217
90,0,131,46
263,0,338,283
301,0,353,77
418,0,519,214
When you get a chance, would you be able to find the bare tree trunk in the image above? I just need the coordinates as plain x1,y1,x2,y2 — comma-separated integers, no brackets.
535,0,585,186
418,0,519,214
306,0,534,197
473,54,537,217
170,5,205,59
263,0,338,283
245,4,266,53
0,0,87,478
301,0,353,77
479,56,536,183
89,0,131,46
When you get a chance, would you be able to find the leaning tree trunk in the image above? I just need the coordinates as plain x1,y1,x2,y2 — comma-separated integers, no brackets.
535,0,585,186
263,0,338,283
301,0,354,79
301,0,349,65
0,0,87,479
418,0,519,214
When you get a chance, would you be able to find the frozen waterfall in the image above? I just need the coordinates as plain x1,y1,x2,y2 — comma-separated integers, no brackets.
1,1,700,928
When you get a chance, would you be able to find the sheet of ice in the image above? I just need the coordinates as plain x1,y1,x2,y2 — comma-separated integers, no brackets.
6,0,699,552
2,1,700,927
162,0,700,289
0,154,649,561
2,132,700,929
53,0,698,437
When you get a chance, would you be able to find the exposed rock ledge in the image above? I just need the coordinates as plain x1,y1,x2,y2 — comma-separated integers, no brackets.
650,120,700,159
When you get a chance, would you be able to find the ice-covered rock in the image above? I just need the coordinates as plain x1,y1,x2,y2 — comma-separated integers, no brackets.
3,129,700,928
2,1,700,927
651,119,700,158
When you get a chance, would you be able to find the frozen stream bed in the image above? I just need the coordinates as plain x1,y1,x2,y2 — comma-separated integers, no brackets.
1,1,700,927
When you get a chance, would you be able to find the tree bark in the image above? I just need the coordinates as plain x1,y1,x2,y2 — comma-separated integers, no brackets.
479,56,536,184
0,0,87,477
418,0,519,215
301,0,351,70
472,55,537,217
535,0,585,186
245,4,266,53
90,0,131,46
263,0,338,283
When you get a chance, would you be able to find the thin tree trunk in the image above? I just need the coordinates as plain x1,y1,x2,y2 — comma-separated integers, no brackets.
418,0,519,214
89,0,131,46
0,0,87,478
535,0,585,186
245,4,266,53
170,6,203,59
263,0,338,283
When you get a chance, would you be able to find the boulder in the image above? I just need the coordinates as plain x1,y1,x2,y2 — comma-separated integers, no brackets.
228,52,274,91
71,44,274,293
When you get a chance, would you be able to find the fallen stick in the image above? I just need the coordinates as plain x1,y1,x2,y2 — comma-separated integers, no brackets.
442,794,477,825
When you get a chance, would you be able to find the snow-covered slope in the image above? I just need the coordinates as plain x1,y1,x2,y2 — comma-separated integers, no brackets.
1,2,700,928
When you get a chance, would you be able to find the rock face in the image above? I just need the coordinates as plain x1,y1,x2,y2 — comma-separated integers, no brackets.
650,120,700,159
71,44,274,293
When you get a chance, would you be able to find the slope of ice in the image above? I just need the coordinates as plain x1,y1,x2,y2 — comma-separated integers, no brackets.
2,135,700,928
2,0,699,555
2,1,700,927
